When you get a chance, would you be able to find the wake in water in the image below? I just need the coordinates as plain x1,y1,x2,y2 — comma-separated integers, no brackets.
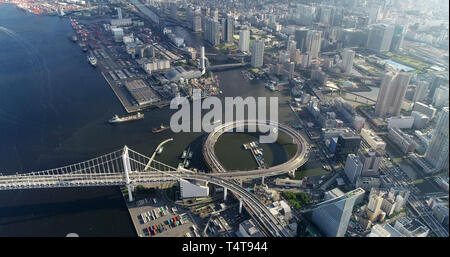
0,25,57,126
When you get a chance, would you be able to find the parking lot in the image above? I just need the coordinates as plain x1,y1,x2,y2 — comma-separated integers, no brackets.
128,196,200,237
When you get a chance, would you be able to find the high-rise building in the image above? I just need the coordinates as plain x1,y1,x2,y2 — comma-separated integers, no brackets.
251,39,264,68
357,148,383,176
309,31,322,59
311,188,365,237
294,29,310,52
432,85,449,107
367,5,380,24
341,48,355,74
367,24,395,52
223,15,234,43
429,75,446,98
344,154,363,184
334,132,362,158
425,107,449,172
117,7,122,20
413,81,429,103
390,24,406,52
239,29,250,53
211,8,219,22
366,191,384,222
192,15,202,32
295,29,322,58
375,71,411,117
204,17,220,46
292,4,315,26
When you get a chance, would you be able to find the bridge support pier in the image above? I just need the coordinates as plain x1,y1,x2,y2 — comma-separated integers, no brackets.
239,198,243,214
127,185,133,202
288,170,296,178
224,187,228,201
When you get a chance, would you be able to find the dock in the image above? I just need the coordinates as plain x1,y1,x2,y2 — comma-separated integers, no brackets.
242,142,266,169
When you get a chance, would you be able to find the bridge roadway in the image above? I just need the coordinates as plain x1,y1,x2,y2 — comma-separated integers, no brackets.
203,120,310,179
0,170,288,237
206,62,248,71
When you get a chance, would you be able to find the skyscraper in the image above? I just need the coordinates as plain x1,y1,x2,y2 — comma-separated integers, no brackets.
344,154,363,184
192,15,202,32
367,24,395,52
375,71,411,117
309,31,322,59
211,8,219,22
251,39,264,68
412,81,429,103
223,15,234,43
239,29,250,53
311,188,365,237
432,85,449,107
390,24,406,52
294,29,321,58
341,48,355,74
204,17,220,46
425,107,449,172
117,7,122,20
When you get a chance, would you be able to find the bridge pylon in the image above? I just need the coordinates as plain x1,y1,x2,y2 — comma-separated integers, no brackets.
122,145,134,202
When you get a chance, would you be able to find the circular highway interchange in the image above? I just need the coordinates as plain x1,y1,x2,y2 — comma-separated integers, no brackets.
203,120,310,179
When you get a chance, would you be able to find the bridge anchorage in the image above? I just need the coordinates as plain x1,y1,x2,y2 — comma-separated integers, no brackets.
0,145,291,237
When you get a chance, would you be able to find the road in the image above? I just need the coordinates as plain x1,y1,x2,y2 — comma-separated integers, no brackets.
203,120,310,179
376,148,449,237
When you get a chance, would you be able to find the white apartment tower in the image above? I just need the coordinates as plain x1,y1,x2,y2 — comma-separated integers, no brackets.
425,107,449,172
239,29,250,53
375,71,411,117
342,48,355,74
251,39,264,68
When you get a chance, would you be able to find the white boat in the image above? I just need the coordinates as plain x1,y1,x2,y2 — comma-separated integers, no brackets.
88,55,97,67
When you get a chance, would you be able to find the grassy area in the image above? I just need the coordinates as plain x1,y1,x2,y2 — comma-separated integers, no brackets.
250,68,259,73
219,44,237,52
392,157,403,165
281,191,312,210
385,52,430,70
294,168,329,180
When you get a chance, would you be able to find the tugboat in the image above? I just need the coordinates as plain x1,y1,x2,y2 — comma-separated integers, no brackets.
152,124,170,133
108,112,144,124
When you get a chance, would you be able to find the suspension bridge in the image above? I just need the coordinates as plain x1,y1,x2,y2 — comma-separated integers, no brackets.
0,146,290,237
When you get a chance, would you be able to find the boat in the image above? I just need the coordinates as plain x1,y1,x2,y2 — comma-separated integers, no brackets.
69,35,78,42
88,55,97,67
152,124,170,133
157,147,164,155
181,150,187,159
187,151,193,159
184,160,190,167
108,112,144,124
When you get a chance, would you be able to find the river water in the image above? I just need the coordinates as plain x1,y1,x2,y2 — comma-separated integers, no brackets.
0,3,297,236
